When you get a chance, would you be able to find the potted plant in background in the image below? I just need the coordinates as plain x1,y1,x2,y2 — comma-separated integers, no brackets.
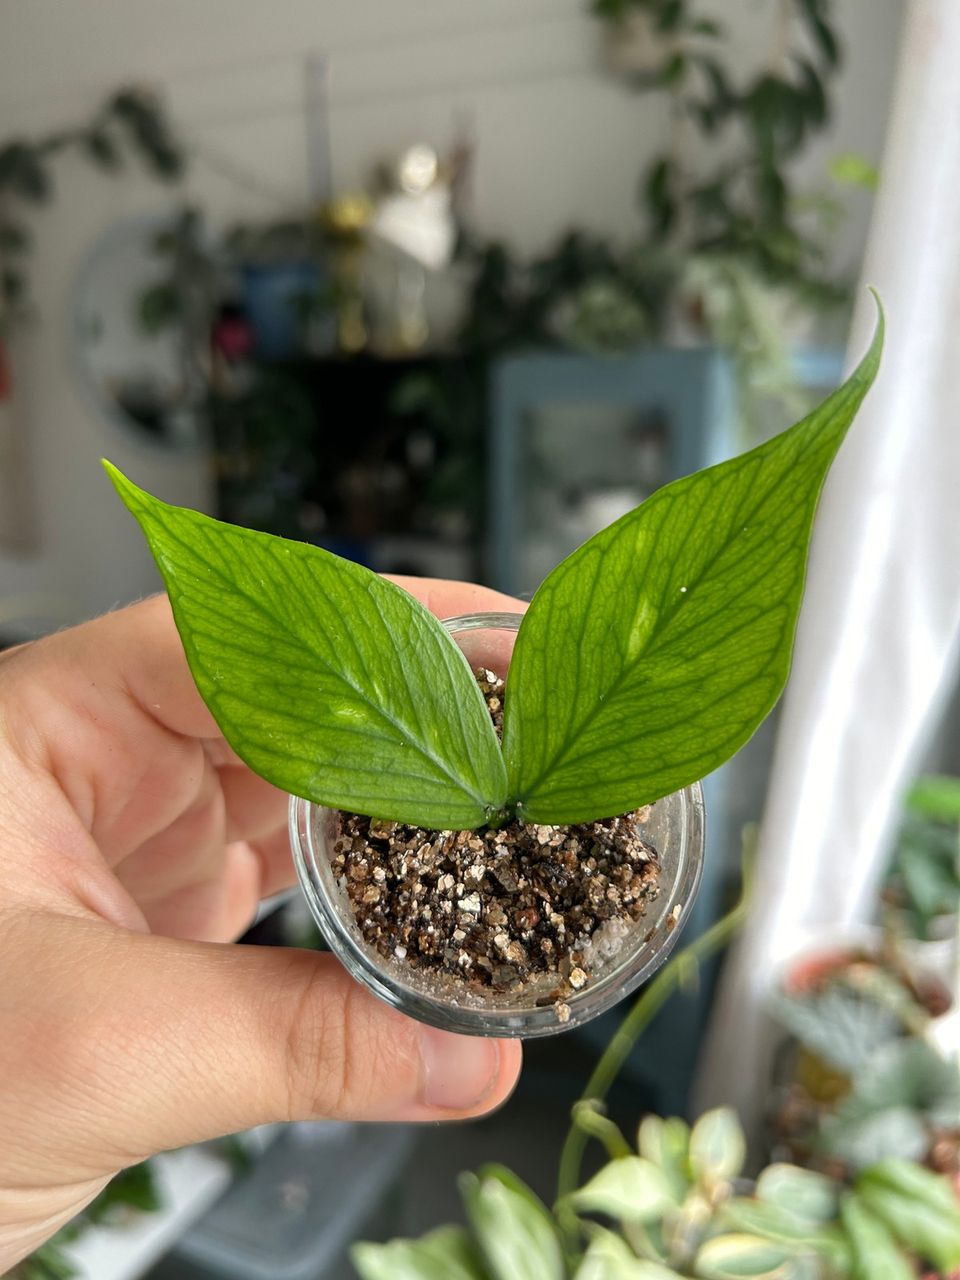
768,943,958,1180
882,774,960,985
765,773,960,1183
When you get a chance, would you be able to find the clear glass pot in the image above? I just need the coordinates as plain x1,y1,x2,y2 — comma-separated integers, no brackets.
290,612,705,1038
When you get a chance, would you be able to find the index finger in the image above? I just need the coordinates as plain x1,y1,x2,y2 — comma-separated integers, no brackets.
39,579,527,746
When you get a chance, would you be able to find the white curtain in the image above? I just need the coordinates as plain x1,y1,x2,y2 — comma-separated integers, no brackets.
696,0,960,1121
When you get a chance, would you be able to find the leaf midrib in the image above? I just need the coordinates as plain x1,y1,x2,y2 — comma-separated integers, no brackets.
510,409,839,803
153,506,494,811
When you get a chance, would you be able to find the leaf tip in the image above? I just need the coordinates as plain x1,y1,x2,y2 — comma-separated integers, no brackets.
102,458,141,509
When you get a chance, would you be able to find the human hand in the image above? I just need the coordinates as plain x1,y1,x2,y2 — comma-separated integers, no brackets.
0,580,523,1269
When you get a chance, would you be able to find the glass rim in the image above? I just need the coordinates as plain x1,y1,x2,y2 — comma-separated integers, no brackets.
289,611,705,1038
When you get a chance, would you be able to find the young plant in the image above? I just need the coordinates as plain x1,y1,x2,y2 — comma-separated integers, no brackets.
105,307,882,832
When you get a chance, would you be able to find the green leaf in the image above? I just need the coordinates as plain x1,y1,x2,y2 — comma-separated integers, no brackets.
770,985,901,1075
721,1198,850,1270
857,1159,960,1218
638,1115,691,1200
755,1165,838,1226
821,1106,928,1172
352,1226,487,1280
105,463,507,828
644,157,677,238
829,153,879,192
689,1108,746,1185
857,1183,960,1272
840,1193,918,1280
906,773,960,822
850,1039,960,1123
84,128,122,171
461,1166,564,1280
820,1040,960,1168
897,838,959,923
654,0,684,33
693,1234,795,1278
570,1156,678,1222
575,1228,684,1278
501,306,882,823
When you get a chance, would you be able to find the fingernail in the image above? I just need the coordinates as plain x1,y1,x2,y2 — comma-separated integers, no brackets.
418,1026,501,1112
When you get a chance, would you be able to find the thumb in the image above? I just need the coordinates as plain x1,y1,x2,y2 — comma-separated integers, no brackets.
15,913,521,1167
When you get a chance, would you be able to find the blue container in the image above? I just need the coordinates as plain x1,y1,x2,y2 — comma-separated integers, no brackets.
241,261,324,361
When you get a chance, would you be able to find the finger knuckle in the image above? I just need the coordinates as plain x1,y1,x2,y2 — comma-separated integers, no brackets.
280,959,419,1121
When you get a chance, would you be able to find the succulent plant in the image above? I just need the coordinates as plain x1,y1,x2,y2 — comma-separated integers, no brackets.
353,1108,960,1280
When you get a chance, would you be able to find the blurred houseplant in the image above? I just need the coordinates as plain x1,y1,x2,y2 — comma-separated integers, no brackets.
123,0,859,553
768,941,958,1179
883,774,960,952
445,0,853,422
767,776,960,1180
355,1112,960,1280
0,86,183,333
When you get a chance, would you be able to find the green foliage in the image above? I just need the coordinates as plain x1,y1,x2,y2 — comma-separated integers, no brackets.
108,311,881,830
105,462,507,829
592,0,850,325
839,1195,914,1280
820,1040,960,1170
884,773,960,938
574,1229,682,1278
688,1107,746,1186
352,1226,486,1280
0,86,183,329
460,1166,565,1280
568,1157,679,1222
855,1177,960,1274
355,1099,960,1279
769,943,957,1176
770,986,904,1076
351,900,959,1280
754,1165,838,1226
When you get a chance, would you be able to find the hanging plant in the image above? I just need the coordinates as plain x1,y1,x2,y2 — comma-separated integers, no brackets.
0,85,184,333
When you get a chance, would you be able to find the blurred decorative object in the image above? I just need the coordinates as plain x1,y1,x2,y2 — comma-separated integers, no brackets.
318,193,374,354
488,347,736,597
371,142,458,354
155,1122,415,1280
0,85,183,333
73,213,210,450
240,260,324,362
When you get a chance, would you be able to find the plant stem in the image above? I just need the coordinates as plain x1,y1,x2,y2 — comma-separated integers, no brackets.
570,1100,634,1162
554,847,754,1254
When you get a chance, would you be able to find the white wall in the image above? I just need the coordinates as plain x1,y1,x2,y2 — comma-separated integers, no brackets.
0,0,904,631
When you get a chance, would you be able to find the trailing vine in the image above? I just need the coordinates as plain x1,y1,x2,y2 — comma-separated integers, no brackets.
0,86,183,332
